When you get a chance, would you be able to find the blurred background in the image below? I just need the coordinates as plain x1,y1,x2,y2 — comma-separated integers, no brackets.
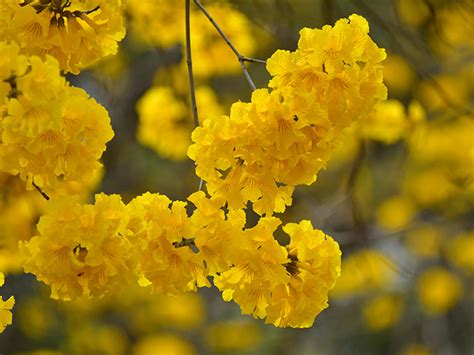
1,0,473,354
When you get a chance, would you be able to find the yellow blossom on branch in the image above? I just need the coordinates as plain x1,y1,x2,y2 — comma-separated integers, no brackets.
189,14,387,215
0,41,114,193
20,194,133,300
0,0,126,73
215,219,341,328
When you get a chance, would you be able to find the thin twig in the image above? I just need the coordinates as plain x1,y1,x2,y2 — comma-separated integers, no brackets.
185,0,204,191
193,0,265,90
33,182,50,201
185,0,199,128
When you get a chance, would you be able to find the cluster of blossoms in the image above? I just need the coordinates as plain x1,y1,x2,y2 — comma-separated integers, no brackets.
3,8,387,329
0,0,126,332
20,192,341,327
189,14,387,215
0,41,113,194
20,194,133,300
0,0,126,73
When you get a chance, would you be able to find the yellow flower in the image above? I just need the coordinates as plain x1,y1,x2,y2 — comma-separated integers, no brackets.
362,294,404,331
396,0,430,27
127,192,207,294
417,267,463,316
383,54,417,96
445,232,474,276
136,86,189,160
265,221,341,328
0,0,126,73
0,272,14,333
405,225,442,259
132,334,196,355
215,219,341,328
131,293,205,333
20,194,133,300
188,191,246,277
214,217,290,320
206,321,261,352
399,344,432,355
0,42,114,193
376,195,417,230
65,323,128,355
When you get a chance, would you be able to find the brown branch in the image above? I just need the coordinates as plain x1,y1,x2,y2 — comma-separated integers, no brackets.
186,0,204,191
193,0,265,91
33,182,50,201
185,0,200,128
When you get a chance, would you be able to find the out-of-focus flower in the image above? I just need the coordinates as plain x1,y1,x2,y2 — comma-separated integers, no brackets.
206,321,262,352
399,344,433,355
362,293,404,331
136,86,224,160
383,54,417,96
417,267,463,316
331,249,397,298
360,100,425,144
65,323,128,355
132,334,196,355
376,195,417,231
396,0,430,27
405,225,442,259
131,293,205,332
445,232,474,276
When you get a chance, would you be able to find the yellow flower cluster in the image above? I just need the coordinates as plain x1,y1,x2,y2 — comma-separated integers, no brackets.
20,190,341,327
0,41,114,193
127,192,208,294
17,14,391,329
189,14,387,215
20,194,134,300
0,0,126,73
136,86,224,160
126,1,256,77
0,272,14,333
214,219,341,328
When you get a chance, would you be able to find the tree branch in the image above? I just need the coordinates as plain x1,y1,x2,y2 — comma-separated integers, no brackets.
33,182,50,201
193,0,265,91
185,0,200,128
